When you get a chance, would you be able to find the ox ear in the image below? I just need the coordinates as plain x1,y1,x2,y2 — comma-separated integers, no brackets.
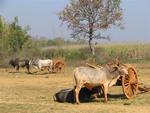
115,57,120,66
108,65,119,73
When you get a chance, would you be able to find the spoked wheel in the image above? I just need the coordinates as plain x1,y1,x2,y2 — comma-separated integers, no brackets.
122,66,138,99
52,60,65,73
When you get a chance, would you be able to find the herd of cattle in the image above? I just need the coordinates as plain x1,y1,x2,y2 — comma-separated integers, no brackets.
9,58,150,104
8,58,132,104
8,58,65,74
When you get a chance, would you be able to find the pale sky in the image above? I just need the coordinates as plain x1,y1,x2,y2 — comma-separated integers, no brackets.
0,0,150,42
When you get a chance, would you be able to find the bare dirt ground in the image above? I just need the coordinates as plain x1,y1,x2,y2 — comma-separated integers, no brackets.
0,63,150,113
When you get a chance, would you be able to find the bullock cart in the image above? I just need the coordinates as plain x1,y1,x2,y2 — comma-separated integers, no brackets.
52,60,65,73
86,63,138,99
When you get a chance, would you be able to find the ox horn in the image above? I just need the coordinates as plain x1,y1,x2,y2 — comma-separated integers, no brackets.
115,57,120,66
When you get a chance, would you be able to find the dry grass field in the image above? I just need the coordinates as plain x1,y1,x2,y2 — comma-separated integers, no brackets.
0,62,150,113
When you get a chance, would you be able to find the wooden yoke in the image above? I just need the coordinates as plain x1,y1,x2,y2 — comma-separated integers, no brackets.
86,63,101,69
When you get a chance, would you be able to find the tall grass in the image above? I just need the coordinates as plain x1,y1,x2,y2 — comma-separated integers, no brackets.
102,43,150,63
41,43,150,65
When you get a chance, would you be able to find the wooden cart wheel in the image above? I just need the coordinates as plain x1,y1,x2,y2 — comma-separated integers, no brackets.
52,60,65,73
122,66,138,99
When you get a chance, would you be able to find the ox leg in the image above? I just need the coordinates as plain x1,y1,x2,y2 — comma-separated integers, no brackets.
49,66,53,73
103,84,108,103
26,65,30,74
74,85,81,104
16,65,19,72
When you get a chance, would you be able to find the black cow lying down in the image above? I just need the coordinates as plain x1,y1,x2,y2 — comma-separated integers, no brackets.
53,87,102,103
9,58,30,73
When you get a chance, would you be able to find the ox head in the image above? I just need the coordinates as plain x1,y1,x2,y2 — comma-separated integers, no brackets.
108,60,128,76
116,65,128,76
112,57,128,75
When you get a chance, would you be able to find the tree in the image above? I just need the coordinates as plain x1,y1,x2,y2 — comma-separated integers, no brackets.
59,0,122,55
0,16,4,49
0,16,4,37
8,16,30,53
0,16,10,51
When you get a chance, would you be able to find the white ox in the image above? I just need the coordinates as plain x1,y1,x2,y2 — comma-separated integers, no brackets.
32,59,53,72
73,64,128,104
